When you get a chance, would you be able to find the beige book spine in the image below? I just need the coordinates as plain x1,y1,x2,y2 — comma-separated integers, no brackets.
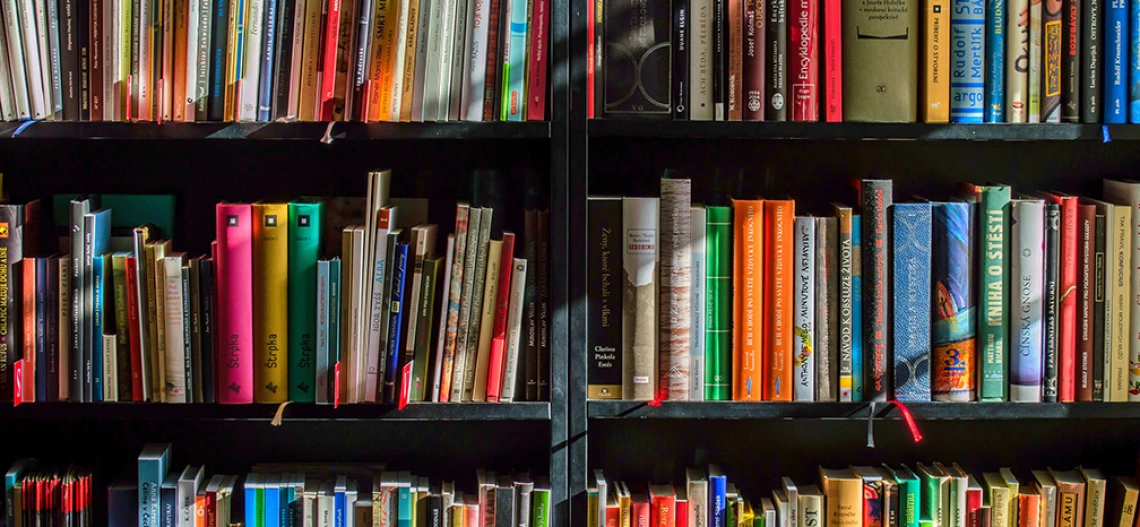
298,0,325,120
471,240,503,401
398,0,421,121
622,197,659,401
659,179,691,400
152,242,170,402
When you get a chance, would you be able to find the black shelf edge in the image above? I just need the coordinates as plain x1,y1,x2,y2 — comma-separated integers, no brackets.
588,401,1140,420
588,120,1140,141
2,121,552,140
3,401,551,421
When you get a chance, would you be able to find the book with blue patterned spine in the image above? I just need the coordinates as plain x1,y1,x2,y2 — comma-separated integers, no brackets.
931,201,976,401
1011,199,1045,401
950,0,986,122
987,0,1006,121
893,202,932,402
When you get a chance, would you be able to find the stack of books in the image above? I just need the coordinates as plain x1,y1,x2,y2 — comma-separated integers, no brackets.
588,464,1133,527
0,169,552,405
3,460,94,527
0,0,550,122
587,177,1140,403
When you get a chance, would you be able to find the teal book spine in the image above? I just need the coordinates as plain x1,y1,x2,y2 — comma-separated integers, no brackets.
979,186,1011,401
705,206,733,401
898,469,922,527
93,255,105,401
329,259,342,396
852,215,863,402
287,201,325,402
501,0,529,120
138,444,171,527
397,485,413,527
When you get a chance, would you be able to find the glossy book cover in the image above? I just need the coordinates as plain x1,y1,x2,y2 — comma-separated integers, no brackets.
931,202,977,401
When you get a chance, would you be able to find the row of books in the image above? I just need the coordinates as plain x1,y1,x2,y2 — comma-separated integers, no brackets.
588,0,1135,123
586,177,1140,403
0,170,553,405
3,462,94,527
587,464,1134,527
0,0,551,123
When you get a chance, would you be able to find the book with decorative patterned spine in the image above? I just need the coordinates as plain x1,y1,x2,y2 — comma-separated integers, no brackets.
733,198,763,401
930,201,976,401
1043,202,1061,402
1029,0,1043,120
661,178,692,401
1042,0,1063,121
859,180,891,401
765,199,794,401
893,202,932,402
622,198,659,401
815,216,837,401
793,216,815,401
705,206,733,400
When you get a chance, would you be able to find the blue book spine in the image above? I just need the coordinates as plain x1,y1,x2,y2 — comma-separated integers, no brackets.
1105,0,1128,121
951,0,987,122
397,486,413,527
892,203,933,402
34,258,46,402
245,476,259,527
503,0,529,121
257,0,278,121
108,483,137,527
985,0,1005,121
160,475,178,527
710,474,727,527
329,259,342,376
93,256,104,402
234,0,247,91
1131,0,1140,121
138,448,169,527
931,202,977,402
284,484,296,527
851,215,864,402
266,481,281,527
335,488,346,527
384,244,410,400
208,0,230,120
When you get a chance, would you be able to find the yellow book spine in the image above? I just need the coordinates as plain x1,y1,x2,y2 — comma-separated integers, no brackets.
471,240,502,401
398,0,421,121
298,0,324,121
224,0,240,121
923,0,949,122
122,0,132,119
1057,493,1079,527
588,493,599,527
172,0,188,121
367,0,398,121
254,203,290,403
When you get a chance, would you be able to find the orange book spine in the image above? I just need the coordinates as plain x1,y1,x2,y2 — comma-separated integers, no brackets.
733,199,764,400
764,200,795,401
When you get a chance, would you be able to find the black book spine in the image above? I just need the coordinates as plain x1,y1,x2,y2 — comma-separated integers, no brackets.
78,0,91,120
860,179,891,402
713,0,725,119
673,0,689,119
884,483,899,527
272,0,295,120
61,0,80,119
1043,203,1061,402
1092,213,1106,401
349,0,370,121
69,202,84,401
46,257,59,401
429,494,443,527
34,257,46,402
207,0,229,121
524,209,539,400
766,0,785,120
1062,0,1081,121
537,209,550,400
0,206,23,402
200,259,215,403
1081,0,1101,121
586,198,623,399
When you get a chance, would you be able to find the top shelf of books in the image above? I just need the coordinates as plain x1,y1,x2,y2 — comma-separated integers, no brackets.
0,121,552,140
588,120,1140,142
588,401,1140,420
3,401,552,421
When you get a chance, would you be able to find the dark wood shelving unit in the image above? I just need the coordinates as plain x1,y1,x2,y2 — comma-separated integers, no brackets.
0,120,551,140
3,401,552,421
587,401,1140,420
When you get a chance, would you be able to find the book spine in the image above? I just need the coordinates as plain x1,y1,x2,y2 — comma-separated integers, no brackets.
253,204,288,402
93,0,106,119
93,257,104,401
288,203,322,402
537,210,551,400
239,0,265,120
502,0,527,120
328,259,342,402
823,0,840,121
1056,197,1077,402
171,0,186,121
1043,202,1061,402
661,181,692,400
988,0,1006,121
317,0,341,120
194,0,212,120
705,206,732,401
690,207,706,400
861,180,891,401
447,0,468,120
978,187,1011,401
462,0,492,120
1043,0,1062,121
1029,0,1043,119
526,0,548,119
486,242,513,400
159,0,174,121
385,244,409,401
836,209,853,401
126,257,142,400
622,198,659,402
461,216,493,400
200,259,215,403
691,0,713,119
585,0,594,118
674,0,689,119
923,0,950,121
21,259,33,403
765,200,794,401
470,240,502,402
0,207,21,401
728,0,742,120
255,0,278,122
34,258,46,402
349,0,372,120
163,258,186,402
139,452,168,527
406,0,430,121
766,0,785,120
315,261,329,403
742,0,763,120
58,0,77,120
851,215,862,401
931,202,976,401
789,0,818,120
412,257,442,402
793,216,815,401
1092,213,1106,401
2,0,31,119
524,210,540,400
950,0,986,122
1078,205,1095,401
1103,0,1125,121
1061,0,1080,121
215,204,254,404
733,200,762,401
816,217,837,401
1080,0,1099,121
893,203,933,402
16,0,46,119
713,0,725,119
501,258,528,401
206,0,228,120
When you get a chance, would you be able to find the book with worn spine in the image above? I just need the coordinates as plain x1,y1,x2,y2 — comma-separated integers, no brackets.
815,216,837,401
860,180,891,401
706,206,732,401
587,197,622,399
893,202,932,402
660,179,692,401
793,216,815,401
622,197,659,401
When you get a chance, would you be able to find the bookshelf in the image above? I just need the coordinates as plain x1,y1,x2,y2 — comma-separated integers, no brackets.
0,121,553,140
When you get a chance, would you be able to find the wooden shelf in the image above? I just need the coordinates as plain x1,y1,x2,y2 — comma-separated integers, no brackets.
0,121,551,140
3,401,551,421
587,401,1140,420
589,120,1139,141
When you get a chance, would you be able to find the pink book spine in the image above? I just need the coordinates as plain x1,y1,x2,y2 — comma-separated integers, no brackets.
485,233,516,401
823,0,841,121
525,0,549,120
215,203,255,404
790,0,819,121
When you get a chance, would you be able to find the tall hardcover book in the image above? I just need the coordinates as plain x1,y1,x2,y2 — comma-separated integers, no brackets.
790,0,819,120
288,201,323,402
923,0,950,121
793,216,816,401
587,197,622,399
660,179,692,401
950,0,986,122
705,206,732,400
1007,0,1028,121
767,0,787,120
1103,0,1125,122
84,208,112,402
602,0,671,118
824,0,841,121
622,198,659,401
893,202,932,402
860,180,891,401
1060,0,1082,122
1080,0,1100,121
139,443,172,527
833,204,854,401
1101,201,1131,402
743,0,764,120
1101,179,1140,400
690,0,713,120
733,199,763,401
765,199,794,401
1040,192,1078,402
931,202,976,401
690,206,707,401
842,0,919,121
215,203,254,404
1042,0,1062,121
253,203,288,403
1043,202,1062,402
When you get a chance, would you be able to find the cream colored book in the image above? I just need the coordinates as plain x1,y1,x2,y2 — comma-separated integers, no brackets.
622,197,659,401
103,334,118,401
152,240,172,401
471,239,503,401
499,258,528,402
163,253,187,403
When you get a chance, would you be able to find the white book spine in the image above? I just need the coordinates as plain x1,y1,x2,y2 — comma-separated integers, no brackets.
40,0,60,117
16,0,44,118
1028,0,1042,122
500,258,527,403
316,262,330,404
430,235,456,401
0,11,15,120
460,0,489,121
689,0,712,120
1010,200,1045,402
105,0,118,119
162,0,174,119
432,0,453,120
388,0,411,120
350,230,367,403
1005,0,1027,122
1110,204,1131,401
287,0,306,119
689,206,707,401
1103,180,1140,400
28,0,48,118
363,226,390,402
2,0,30,119
420,0,443,120
793,216,815,401
410,0,434,121
240,0,265,121
445,0,467,120
163,259,187,403
621,197,659,401
184,0,202,120
137,0,151,120
103,333,118,401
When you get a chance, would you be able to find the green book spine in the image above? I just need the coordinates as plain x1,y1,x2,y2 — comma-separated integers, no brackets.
705,206,733,401
329,259,342,380
979,186,1012,401
287,201,325,402
920,474,940,527
533,488,550,527
255,485,266,527
411,257,442,402
900,474,922,527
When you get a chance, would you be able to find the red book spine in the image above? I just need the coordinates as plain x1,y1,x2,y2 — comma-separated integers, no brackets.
789,0,819,120
653,494,675,527
206,488,218,527
22,258,35,403
486,233,516,402
606,506,620,527
587,0,595,119
482,0,504,121
823,0,841,121
633,499,651,527
965,485,982,527
126,257,144,401
318,0,343,120
743,0,766,120
526,0,549,120
675,500,688,527
1053,194,1078,401
1077,204,1096,401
